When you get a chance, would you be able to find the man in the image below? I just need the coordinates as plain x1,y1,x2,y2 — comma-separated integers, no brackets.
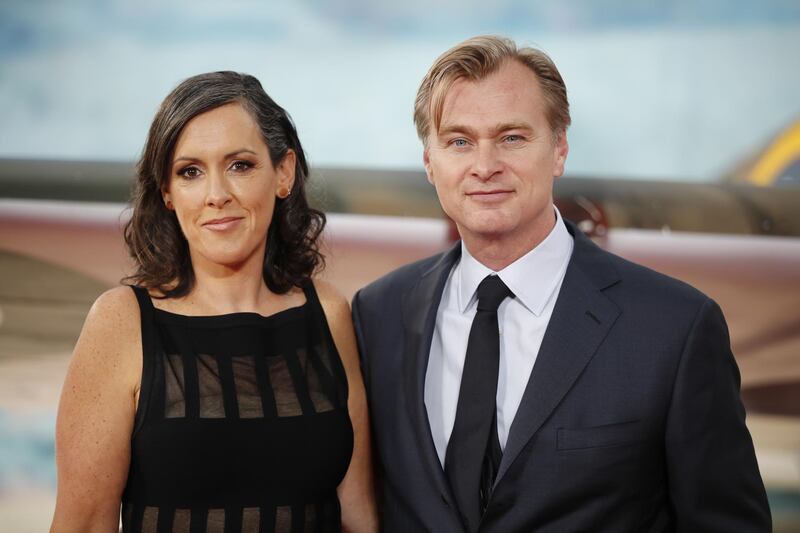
352,35,770,532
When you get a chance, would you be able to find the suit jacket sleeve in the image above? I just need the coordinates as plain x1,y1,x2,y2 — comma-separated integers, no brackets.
665,297,771,531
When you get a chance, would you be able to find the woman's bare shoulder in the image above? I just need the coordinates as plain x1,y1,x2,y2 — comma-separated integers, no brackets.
312,279,360,367
90,285,140,316
72,286,143,384
312,278,350,315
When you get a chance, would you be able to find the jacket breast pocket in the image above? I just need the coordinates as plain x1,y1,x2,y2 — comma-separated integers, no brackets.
557,420,643,451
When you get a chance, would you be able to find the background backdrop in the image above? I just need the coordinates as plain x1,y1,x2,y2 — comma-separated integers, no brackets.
2,0,800,180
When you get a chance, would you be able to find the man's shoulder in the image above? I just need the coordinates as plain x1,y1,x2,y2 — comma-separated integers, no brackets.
588,242,709,309
567,220,706,306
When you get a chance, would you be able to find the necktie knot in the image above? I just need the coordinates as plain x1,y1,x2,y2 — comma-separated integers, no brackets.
476,275,514,312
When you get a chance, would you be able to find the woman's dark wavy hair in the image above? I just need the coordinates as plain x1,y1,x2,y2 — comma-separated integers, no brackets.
123,71,325,297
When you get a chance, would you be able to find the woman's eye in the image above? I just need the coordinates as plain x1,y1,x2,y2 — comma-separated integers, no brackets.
231,160,253,172
179,166,201,179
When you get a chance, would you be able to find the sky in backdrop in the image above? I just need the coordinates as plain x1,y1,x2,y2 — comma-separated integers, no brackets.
1,0,799,181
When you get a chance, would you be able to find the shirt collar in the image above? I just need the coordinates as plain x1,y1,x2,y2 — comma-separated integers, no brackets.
456,207,574,316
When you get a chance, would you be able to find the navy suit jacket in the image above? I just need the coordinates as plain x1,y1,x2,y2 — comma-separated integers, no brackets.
352,221,770,532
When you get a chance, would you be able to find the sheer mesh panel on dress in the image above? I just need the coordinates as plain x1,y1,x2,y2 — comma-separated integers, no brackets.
124,505,344,532
232,355,264,418
162,350,341,421
197,353,225,418
288,349,316,415
268,355,304,417
171,508,190,533
154,507,245,533
241,507,260,531
164,353,186,418
303,503,316,532
305,350,334,414
274,505,292,531
142,506,158,531
314,341,335,378
206,508,225,532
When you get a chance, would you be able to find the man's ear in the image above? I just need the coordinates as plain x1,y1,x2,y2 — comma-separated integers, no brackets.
423,150,434,185
552,131,569,178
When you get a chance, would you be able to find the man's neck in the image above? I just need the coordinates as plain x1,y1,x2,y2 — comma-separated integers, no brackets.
461,213,557,272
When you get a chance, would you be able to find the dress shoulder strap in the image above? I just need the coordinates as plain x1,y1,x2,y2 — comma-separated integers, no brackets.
130,284,154,314
302,281,350,404
302,280,322,311
303,280,334,336
128,285,158,436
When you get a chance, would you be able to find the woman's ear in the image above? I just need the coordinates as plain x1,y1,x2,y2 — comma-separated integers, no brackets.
162,189,174,210
275,149,296,199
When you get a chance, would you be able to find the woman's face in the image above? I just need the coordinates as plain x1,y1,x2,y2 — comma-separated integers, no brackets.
163,102,295,273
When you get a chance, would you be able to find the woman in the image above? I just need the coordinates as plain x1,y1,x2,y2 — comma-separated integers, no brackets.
51,72,377,532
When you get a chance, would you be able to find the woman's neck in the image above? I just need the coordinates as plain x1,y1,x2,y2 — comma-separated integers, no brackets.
164,246,295,316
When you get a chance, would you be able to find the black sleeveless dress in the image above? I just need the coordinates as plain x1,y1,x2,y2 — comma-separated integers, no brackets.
121,284,353,533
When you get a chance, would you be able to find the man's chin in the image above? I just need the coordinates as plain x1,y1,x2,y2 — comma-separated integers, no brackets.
457,218,517,242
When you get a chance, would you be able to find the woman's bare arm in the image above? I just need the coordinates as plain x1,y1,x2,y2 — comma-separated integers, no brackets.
50,287,142,533
316,280,378,533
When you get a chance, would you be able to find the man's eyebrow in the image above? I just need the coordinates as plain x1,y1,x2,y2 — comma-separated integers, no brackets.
437,124,478,138
436,122,534,138
494,122,534,133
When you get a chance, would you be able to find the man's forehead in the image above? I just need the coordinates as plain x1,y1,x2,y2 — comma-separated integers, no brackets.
447,61,540,97
436,84,543,136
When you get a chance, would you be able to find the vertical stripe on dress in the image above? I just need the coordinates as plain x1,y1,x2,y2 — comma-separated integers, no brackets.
290,503,304,533
216,354,240,419
182,349,200,419
285,349,315,415
259,505,277,533
254,353,278,418
189,507,208,533
224,505,243,532
156,506,174,533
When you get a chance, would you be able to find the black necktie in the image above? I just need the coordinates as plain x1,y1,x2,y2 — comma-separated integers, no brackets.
445,275,514,531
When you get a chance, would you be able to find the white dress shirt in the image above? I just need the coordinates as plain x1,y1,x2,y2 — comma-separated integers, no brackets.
424,208,574,466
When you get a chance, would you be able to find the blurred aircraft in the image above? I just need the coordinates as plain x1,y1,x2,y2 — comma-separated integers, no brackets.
725,117,800,187
2,153,799,406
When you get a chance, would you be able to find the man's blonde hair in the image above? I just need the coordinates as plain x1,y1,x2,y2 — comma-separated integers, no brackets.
413,35,571,147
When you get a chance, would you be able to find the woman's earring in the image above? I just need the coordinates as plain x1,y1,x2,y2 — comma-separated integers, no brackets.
276,185,291,199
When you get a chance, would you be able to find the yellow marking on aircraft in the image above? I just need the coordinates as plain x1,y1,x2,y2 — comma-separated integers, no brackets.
750,120,800,186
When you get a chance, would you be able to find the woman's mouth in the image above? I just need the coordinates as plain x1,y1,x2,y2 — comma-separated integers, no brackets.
202,217,243,231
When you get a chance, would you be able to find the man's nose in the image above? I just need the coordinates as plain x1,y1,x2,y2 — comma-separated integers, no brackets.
470,142,503,180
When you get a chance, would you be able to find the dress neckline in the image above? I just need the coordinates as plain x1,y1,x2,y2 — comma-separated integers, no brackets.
135,284,313,328
151,300,309,326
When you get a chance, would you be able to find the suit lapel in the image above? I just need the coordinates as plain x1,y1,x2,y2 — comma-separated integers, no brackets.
495,227,621,485
401,243,462,498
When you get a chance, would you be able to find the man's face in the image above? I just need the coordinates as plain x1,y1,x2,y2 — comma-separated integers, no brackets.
424,60,568,251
